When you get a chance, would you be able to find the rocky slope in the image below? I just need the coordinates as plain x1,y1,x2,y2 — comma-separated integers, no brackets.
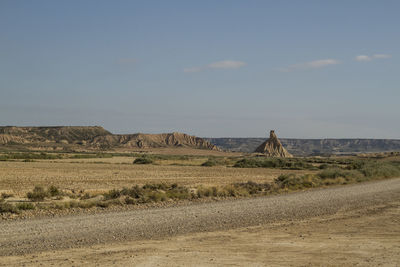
0,126,220,151
207,137,400,156
254,130,293,157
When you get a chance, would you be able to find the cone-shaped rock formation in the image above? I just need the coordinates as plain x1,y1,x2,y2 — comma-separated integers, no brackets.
254,130,293,157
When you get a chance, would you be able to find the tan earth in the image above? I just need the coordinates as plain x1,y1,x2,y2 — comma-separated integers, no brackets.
1,199,398,266
1,179,399,266
0,160,313,195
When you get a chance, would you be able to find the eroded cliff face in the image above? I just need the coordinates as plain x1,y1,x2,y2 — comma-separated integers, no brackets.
254,130,293,157
0,126,220,151
207,137,400,156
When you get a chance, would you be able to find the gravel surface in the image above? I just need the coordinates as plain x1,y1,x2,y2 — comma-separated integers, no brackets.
1,178,399,256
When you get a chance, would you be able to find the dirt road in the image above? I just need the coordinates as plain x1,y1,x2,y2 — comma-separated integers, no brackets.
1,178,400,262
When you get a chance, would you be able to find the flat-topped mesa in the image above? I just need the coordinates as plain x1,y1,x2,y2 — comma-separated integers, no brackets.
254,130,293,157
0,126,221,151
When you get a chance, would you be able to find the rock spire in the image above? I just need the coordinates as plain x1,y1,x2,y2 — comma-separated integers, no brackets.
254,130,293,157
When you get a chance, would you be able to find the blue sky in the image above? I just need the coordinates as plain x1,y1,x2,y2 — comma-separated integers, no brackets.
0,1,399,138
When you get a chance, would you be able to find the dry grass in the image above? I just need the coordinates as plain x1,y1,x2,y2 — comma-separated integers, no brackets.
0,160,312,196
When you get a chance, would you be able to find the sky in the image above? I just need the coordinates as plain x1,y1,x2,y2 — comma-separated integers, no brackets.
0,0,399,138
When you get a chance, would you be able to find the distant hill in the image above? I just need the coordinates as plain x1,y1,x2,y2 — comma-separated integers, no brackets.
0,126,220,151
206,137,400,156
254,130,292,157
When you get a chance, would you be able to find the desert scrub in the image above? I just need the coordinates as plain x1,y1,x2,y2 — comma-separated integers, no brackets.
26,185,64,201
1,192,14,199
104,183,191,203
70,153,113,159
317,168,363,181
233,181,272,195
48,185,61,197
348,160,400,178
16,202,35,210
0,152,62,161
133,157,154,164
201,158,218,167
233,158,315,170
0,201,18,214
26,186,49,201
275,174,320,190
103,189,121,200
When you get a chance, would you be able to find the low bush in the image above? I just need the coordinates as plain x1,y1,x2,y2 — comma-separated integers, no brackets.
16,202,35,210
275,174,319,190
201,159,218,167
133,157,154,164
1,193,14,199
70,153,113,159
233,158,315,170
27,186,49,201
47,185,61,197
317,168,363,180
0,201,18,213
80,193,91,200
103,189,121,200
0,152,61,161
234,181,272,195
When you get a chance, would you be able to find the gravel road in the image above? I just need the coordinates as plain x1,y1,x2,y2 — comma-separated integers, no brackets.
1,178,400,256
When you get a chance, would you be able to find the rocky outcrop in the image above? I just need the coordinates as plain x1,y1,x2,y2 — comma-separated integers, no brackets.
254,130,293,157
207,137,400,156
0,126,220,151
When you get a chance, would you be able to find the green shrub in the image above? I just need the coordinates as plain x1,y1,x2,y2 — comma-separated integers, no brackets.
196,186,215,198
104,189,121,200
48,185,61,197
27,186,49,201
80,192,91,200
317,168,363,181
146,191,166,202
201,159,218,167
124,196,136,205
233,158,314,170
275,174,319,190
121,185,143,198
133,157,154,164
234,181,272,195
358,161,400,178
70,153,113,159
165,186,191,200
1,193,14,199
0,152,61,161
77,201,97,209
16,202,35,210
0,201,18,213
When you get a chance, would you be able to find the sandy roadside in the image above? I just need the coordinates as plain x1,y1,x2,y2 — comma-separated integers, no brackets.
2,200,399,266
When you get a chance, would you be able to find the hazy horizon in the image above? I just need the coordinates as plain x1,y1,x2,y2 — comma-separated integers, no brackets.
1,1,399,139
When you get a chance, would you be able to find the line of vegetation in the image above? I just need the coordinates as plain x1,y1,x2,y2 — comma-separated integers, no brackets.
201,157,230,167
2,159,399,214
133,156,154,164
233,157,317,170
0,152,62,161
69,153,113,159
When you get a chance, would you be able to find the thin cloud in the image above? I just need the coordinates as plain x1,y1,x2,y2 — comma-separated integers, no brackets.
355,54,391,62
372,54,391,59
355,55,372,62
278,59,340,72
208,60,246,69
184,60,246,73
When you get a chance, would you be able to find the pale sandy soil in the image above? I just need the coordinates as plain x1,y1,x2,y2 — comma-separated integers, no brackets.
1,179,399,266
0,161,312,195
2,200,398,266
